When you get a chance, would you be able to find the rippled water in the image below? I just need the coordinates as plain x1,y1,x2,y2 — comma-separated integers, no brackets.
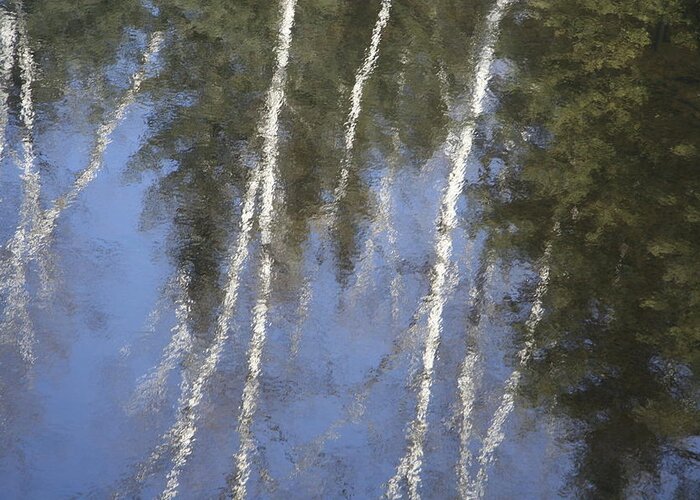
1,0,699,498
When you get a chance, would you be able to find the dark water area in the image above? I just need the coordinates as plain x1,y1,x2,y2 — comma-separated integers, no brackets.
0,0,698,498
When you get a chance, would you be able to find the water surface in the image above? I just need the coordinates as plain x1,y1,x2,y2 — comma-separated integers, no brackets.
0,0,699,498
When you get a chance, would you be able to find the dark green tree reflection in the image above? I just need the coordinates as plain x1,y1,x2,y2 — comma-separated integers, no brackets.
489,0,700,495
0,0,698,496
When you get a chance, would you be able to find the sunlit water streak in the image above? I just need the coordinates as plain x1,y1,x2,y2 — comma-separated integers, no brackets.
229,0,297,497
156,3,298,497
154,165,262,498
386,1,513,496
455,159,510,492
454,164,515,495
31,31,164,295
470,224,557,498
0,30,164,365
1,1,40,365
347,62,405,318
331,0,392,219
290,54,459,481
0,9,15,165
290,0,392,368
455,251,496,496
129,266,193,415
369,160,403,323
290,254,462,479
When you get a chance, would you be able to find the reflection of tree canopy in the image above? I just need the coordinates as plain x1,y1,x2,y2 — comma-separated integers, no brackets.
7,0,699,495
26,0,153,105
490,0,700,495
128,0,492,297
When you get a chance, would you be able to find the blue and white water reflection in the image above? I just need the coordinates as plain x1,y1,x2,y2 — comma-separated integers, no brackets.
1,0,699,498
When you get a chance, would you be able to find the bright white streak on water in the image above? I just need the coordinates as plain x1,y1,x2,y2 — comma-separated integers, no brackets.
470,231,555,499
34,31,163,301
158,165,262,500
1,2,40,364
0,30,164,314
455,256,496,497
291,54,461,480
231,250,274,499
347,130,402,315
386,1,513,497
455,168,513,495
0,10,15,164
347,52,405,315
231,0,296,497
129,267,193,414
289,0,392,369
160,2,297,496
330,0,392,220
31,32,164,263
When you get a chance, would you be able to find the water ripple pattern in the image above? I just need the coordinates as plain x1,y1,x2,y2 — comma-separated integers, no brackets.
1,0,40,365
230,0,297,497
158,1,297,497
0,9,15,164
470,224,557,498
330,0,392,222
386,0,514,497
